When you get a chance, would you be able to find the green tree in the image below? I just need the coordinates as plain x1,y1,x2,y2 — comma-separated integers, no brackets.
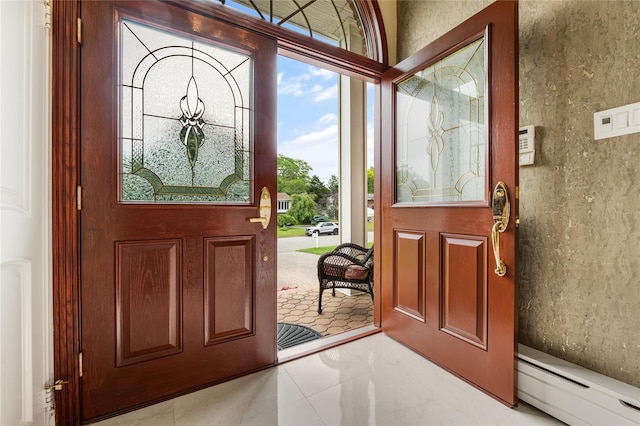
307,175,329,201
321,174,339,219
288,193,317,224
327,174,339,192
367,167,374,194
277,155,312,194
281,178,308,195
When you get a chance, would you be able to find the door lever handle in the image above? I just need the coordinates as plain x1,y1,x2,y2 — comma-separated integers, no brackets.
249,217,268,227
249,187,271,230
491,182,510,277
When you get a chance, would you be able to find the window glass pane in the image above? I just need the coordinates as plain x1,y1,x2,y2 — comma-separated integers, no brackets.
119,19,252,203
396,37,486,204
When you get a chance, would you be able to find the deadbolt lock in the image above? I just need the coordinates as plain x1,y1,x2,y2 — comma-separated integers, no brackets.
45,379,69,392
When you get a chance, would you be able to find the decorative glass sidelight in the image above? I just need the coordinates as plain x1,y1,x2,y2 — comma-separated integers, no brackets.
119,19,252,203
395,37,487,203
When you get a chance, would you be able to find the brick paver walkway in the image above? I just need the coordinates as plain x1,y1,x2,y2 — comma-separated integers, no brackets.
277,286,373,336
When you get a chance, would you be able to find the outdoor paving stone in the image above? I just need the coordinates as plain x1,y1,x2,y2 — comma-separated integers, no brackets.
334,313,351,320
283,316,300,322
281,304,297,310
349,314,367,321
298,317,315,324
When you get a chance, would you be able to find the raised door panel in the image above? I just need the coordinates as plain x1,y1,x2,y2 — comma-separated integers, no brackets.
116,240,182,366
393,230,426,321
204,236,254,345
440,234,487,349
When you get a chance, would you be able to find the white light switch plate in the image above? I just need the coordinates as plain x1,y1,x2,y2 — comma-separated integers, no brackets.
594,101,640,140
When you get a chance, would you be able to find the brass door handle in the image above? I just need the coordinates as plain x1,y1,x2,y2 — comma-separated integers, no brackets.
249,187,271,230
45,379,69,391
491,182,510,277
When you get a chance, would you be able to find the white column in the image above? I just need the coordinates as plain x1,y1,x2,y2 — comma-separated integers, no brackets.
338,75,367,247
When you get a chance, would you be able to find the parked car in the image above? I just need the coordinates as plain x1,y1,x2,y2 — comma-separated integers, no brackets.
305,222,339,236
311,215,330,225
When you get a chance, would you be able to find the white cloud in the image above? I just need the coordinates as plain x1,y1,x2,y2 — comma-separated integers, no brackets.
310,67,334,80
284,124,337,146
314,84,338,102
278,69,316,96
277,66,337,101
279,124,339,183
278,75,305,96
319,113,337,124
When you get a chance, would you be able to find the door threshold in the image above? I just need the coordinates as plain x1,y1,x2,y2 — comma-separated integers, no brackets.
277,324,380,364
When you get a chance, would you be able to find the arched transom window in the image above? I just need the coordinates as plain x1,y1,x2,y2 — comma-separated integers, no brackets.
215,0,374,58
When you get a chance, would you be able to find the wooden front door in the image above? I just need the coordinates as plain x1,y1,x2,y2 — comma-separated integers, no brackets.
380,1,518,405
80,1,277,421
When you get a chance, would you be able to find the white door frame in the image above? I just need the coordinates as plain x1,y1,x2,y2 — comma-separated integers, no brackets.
0,0,54,424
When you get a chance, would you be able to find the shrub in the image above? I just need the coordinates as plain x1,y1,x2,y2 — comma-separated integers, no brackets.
277,214,298,227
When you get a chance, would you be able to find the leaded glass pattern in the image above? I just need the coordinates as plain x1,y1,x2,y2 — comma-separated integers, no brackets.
218,0,369,57
396,37,486,204
120,19,252,203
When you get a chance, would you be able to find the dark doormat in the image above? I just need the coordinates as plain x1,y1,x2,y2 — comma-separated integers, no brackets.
277,322,323,350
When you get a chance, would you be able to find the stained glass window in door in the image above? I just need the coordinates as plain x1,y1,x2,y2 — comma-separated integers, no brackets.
396,37,486,203
120,19,252,203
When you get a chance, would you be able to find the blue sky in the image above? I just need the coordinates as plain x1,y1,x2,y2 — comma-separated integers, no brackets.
277,55,374,184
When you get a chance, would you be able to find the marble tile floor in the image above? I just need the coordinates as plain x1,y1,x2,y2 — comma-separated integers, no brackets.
94,333,563,426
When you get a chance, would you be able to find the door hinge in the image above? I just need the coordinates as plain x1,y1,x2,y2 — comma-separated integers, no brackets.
79,351,83,377
515,185,520,199
44,0,51,29
77,17,82,44
76,185,82,210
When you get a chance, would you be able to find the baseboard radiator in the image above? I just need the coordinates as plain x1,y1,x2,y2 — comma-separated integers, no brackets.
517,344,640,425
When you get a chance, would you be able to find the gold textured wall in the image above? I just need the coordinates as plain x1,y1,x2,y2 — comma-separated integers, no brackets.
395,0,640,388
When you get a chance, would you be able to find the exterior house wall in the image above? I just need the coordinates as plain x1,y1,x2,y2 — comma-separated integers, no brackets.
395,0,640,388
277,193,291,213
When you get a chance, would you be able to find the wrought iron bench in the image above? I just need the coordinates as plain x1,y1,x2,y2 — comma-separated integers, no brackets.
317,243,373,314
